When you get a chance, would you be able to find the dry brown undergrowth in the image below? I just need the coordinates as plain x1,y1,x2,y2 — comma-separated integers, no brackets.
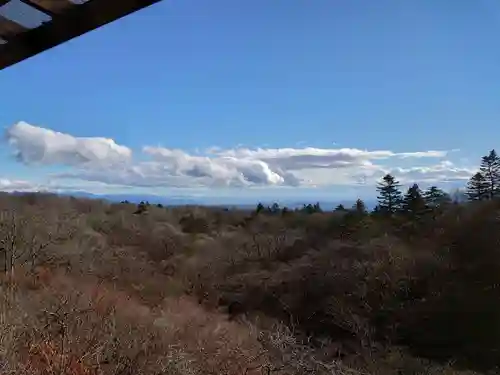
0,193,495,374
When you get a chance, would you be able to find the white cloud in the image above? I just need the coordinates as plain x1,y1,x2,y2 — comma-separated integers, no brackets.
0,178,40,192
6,121,132,167
142,146,299,186
397,150,454,159
388,161,475,183
61,146,465,189
3,122,474,190
213,147,450,171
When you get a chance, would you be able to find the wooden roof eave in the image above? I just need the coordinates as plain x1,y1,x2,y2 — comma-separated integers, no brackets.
0,0,161,70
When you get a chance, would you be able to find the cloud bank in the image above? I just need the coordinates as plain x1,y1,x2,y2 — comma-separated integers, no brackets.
6,121,131,166
4,121,475,191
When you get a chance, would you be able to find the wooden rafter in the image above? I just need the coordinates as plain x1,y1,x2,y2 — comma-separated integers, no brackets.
22,0,76,14
0,14,27,41
0,0,162,70
18,0,67,18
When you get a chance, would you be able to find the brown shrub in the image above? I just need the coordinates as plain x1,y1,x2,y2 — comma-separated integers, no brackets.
396,200,500,370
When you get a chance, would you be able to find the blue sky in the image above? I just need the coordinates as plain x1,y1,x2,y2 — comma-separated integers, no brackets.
1,0,499,201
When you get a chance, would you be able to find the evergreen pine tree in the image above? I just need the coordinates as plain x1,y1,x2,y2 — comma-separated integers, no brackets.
401,183,427,217
423,186,451,208
466,172,488,201
353,198,367,215
255,202,265,214
334,204,347,211
376,174,403,215
313,202,322,213
301,204,313,214
479,149,500,199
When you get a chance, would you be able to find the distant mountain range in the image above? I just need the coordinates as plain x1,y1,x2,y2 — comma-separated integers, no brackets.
54,191,204,206
48,191,377,211
11,189,468,211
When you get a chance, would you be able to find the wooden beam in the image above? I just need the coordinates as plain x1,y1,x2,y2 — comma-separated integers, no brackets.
0,15,28,41
0,0,162,70
20,0,76,17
